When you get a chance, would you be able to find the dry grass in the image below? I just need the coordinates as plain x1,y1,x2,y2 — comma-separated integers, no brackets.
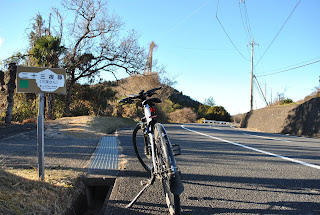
0,167,83,215
46,116,136,139
1,116,136,214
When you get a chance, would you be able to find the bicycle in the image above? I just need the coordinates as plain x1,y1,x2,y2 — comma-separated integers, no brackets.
118,86,184,215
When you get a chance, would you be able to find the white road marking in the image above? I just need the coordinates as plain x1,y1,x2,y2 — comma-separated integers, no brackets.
181,125,320,170
209,126,222,130
243,133,292,142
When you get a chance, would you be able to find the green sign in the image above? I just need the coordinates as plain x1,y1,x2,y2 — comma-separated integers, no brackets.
17,66,66,94
20,80,29,88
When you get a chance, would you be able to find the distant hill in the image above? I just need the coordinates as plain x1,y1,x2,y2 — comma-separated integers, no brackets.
169,88,201,112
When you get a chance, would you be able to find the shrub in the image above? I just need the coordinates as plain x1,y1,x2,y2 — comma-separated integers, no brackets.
280,98,294,105
168,107,197,123
11,94,38,122
121,103,139,118
71,83,116,116
70,100,91,116
197,118,206,123
205,106,231,122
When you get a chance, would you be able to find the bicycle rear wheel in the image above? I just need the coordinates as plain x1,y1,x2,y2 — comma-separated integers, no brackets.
154,123,182,215
133,123,152,173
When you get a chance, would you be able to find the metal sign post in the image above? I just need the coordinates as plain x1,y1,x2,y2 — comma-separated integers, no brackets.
38,93,45,181
16,66,66,181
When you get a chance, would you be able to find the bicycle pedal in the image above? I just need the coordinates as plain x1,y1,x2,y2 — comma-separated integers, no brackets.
172,144,181,156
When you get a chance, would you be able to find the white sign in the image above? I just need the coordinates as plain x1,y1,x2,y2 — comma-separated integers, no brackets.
18,69,65,92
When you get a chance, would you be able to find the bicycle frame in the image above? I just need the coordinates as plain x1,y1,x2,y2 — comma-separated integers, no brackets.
142,103,178,176
120,87,183,214
143,103,159,173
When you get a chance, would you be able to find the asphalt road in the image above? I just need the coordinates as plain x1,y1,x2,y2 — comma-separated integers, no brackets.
106,123,320,215
0,123,98,171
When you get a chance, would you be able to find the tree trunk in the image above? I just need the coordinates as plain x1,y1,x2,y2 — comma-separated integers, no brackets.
0,70,5,91
64,79,76,116
47,93,55,119
5,63,17,125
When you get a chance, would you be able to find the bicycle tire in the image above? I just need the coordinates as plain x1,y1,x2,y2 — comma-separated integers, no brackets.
133,123,152,173
154,123,181,215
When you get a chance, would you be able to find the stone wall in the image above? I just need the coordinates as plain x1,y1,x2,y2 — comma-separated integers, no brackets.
240,97,320,137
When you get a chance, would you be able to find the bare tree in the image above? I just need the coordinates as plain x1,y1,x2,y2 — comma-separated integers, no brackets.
60,0,146,115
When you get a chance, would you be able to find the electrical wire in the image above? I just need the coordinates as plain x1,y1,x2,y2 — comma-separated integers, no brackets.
239,1,251,41
243,1,253,38
216,0,250,61
158,0,212,40
239,0,253,40
160,45,247,51
256,59,320,77
254,0,302,69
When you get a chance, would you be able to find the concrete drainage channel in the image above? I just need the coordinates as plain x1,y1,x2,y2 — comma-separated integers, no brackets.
81,175,116,214
79,136,119,214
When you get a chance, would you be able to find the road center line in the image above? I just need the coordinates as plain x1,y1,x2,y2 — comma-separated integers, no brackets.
181,125,320,170
243,133,292,142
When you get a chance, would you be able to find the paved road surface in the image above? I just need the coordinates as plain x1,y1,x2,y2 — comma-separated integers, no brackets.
0,123,98,171
106,124,320,214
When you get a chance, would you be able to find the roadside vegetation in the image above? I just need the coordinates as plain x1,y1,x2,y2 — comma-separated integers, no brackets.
0,116,136,214
0,167,83,215
0,0,230,214
0,0,318,212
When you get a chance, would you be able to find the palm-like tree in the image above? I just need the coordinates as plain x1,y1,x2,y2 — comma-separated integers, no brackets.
30,35,66,119
31,35,65,68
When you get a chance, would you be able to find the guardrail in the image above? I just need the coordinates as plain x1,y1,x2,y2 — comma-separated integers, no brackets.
203,119,239,127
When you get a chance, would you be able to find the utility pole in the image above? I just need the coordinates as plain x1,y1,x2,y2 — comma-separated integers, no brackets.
248,37,258,111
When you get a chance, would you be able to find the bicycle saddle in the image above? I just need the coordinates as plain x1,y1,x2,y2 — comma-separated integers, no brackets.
142,98,162,106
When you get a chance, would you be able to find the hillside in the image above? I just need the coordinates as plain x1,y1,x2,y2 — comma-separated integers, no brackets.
169,88,202,112
0,73,231,124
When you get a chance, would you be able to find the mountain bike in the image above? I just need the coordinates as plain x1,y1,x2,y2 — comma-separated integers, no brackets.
119,86,184,215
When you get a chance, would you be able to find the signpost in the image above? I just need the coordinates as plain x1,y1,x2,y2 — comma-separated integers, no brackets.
17,66,66,181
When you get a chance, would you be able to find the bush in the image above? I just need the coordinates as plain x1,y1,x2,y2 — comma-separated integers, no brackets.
205,106,231,122
196,118,206,123
70,100,91,116
11,94,38,122
280,98,294,105
168,107,197,123
121,103,139,118
71,83,116,116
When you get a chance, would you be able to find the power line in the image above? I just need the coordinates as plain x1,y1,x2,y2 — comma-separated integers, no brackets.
239,1,251,41
216,0,250,61
254,0,302,69
267,57,320,72
239,0,253,40
256,59,320,77
158,0,212,40
160,45,247,51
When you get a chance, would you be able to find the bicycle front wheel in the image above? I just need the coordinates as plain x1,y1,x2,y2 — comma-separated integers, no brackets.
133,123,152,173
154,123,181,215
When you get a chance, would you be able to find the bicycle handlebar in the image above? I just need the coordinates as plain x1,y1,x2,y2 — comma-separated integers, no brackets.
118,86,162,104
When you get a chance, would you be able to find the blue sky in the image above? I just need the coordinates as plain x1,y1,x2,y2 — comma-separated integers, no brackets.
0,0,319,115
